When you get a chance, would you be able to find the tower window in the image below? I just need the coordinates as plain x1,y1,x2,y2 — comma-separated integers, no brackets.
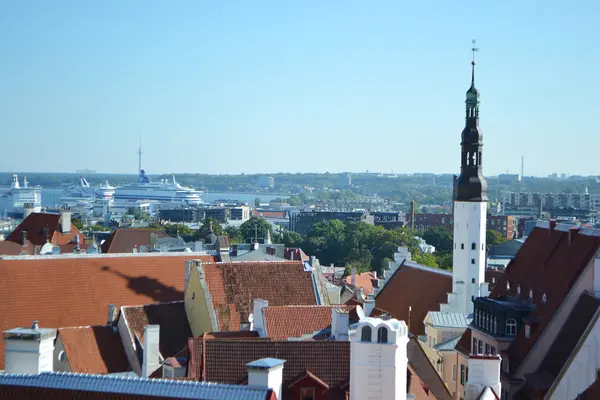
361,326,372,342
377,327,388,344
461,243,464,250
471,243,476,250
472,278,475,283
471,259,475,264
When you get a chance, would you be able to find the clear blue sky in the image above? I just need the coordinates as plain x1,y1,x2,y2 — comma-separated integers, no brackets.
1,1,598,176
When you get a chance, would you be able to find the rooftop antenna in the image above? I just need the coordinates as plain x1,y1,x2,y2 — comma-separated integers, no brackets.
471,39,479,64
137,135,143,175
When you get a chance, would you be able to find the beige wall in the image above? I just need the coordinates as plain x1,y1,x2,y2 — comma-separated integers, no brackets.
455,351,468,399
184,264,215,337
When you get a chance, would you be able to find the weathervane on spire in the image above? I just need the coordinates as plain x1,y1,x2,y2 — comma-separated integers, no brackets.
471,39,479,65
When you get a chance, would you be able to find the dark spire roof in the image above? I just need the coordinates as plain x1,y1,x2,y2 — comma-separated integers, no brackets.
454,52,488,203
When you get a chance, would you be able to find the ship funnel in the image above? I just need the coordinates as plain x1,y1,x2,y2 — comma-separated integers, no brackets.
11,175,20,189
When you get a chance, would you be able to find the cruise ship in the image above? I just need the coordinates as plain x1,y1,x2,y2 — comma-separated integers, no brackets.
0,175,42,218
60,177,116,205
113,170,203,205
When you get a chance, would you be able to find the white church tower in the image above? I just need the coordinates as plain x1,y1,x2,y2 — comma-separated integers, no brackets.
350,307,409,400
441,44,489,315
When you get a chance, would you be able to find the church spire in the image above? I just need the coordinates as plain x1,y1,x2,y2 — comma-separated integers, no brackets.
454,40,488,202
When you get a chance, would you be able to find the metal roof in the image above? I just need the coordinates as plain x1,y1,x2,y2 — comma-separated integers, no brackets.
434,336,461,351
427,312,472,328
246,358,286,370
0,371,271,400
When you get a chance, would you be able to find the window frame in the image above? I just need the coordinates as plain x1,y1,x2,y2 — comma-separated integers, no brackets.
506,318,517,336
361,326,372,342
300,387,315,400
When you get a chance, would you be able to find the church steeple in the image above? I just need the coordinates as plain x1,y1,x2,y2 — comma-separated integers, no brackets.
454,40,488,202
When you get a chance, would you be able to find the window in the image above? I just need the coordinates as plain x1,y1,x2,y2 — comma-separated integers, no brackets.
471,242,476,250
301,388,315,400
506,319,517,336
502,357,509,373
471,259,475,264
485,343,490,354
478,339,483,354
472,278,475,283
361,326,372,342
493,316,498,334
460,365,466,385
452,364,457,382
525,324,531,339
461,243,464,250
377,327,388,343
490,346,496,355
472,338,478,353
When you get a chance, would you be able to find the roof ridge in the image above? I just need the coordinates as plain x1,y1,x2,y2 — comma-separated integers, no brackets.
58,325,112,331
121,300,185,310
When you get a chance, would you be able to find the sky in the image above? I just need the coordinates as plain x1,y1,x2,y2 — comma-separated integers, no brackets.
0,1,599,176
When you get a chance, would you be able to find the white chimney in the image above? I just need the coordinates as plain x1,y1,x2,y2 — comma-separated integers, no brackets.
141,325,160,377
107,304,118,325
465,355,502,400
363,295,376,317
246,358,286,400
350,318,409,400
3,320,57,374
252,299,269,337
331,308,349,341
60,209,72,234
351,266,356,287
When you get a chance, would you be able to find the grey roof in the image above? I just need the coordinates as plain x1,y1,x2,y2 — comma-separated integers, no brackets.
404,261,453,277
434,336,461,351
0,372,272,400
232,252,285,262
246,358,286,370
426,312,472,328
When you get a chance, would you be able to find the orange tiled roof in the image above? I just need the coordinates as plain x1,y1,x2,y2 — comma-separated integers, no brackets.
5,212,86,246
263,305,356,340
57,325,130,374
100,228,168,254
343,271,378,296
199,261,318,331
0,254,214,369
490,225,600,375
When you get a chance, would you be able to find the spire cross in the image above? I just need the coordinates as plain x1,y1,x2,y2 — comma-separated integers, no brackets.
471,39,479,64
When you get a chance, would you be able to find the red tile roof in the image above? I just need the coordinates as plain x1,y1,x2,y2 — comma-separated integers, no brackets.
199,261,318,331
262,305,356,340
101,228,168,254
0,241,26,255
375,262,452,335
407,336,453,400
121,301,191,362
0,254,214,369
283,248,309,262
251,210,287,219
5,212,86,246
577,377,600,399
489,226,600,375
57,325,130,374
343,271,378,296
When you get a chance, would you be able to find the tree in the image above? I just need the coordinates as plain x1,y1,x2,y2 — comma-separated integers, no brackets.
225,225,243,244
240,216,273,243
127,207,151,221
195,218,224,239
163,223,193,236
487,230,506,245
412,252,439,268
254,197,262,208
72,217,84,230
282,231,303,248
422,227,453,253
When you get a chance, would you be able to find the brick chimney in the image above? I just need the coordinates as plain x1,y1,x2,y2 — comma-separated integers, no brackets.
3,320,57,374
465,354,501,400
20,230,28,246
141,325,160,377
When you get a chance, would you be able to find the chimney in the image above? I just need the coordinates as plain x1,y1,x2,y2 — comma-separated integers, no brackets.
465,355,501,400
107,304,118,325
331,308,349,341
549,219,557,231
246,358,286,400
289,250,294,261
363,295,376,317
141,325,160,377
351,267,356,287
3,320,57,374
20,230,28,246
252,299,269,337
60,209,72,234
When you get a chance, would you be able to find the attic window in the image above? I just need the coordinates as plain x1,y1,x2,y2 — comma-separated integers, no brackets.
461,243,465,250
542,293,548,303
471,243,476,250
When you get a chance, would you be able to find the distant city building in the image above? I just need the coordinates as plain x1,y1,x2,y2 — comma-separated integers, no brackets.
257,176,275,189
410,213,516,240
339,172,352,188
501,190,599,222
496,173,520,184
158,205,250,223
289,210,374,235
371,211,405,229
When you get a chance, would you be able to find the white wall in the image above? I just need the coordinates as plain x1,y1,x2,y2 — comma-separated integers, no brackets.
451,201,487,314
548,311,600,400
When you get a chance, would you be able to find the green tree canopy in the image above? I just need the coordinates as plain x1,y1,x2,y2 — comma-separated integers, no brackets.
240,216,273,243
422,227,453,253
487,230,506,245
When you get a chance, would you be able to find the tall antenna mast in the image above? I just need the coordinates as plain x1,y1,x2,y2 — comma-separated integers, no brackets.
471,39,479,63
138,135,143,175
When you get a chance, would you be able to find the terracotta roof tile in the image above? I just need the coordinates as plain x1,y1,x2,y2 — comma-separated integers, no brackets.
0,241,25,255
375,262,452,335
283,248,309,262
343,271,378,296
200,261,317,331
0,254,213,369
57,325,130,374
121,301,191,362
577,376,600,399
263,305,356,340
101,228,168,254
6,212,86,246
489,226,600,375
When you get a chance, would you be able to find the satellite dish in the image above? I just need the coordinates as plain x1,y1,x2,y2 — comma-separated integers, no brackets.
356,306,365,321
40,243,54,255
248,313,254,323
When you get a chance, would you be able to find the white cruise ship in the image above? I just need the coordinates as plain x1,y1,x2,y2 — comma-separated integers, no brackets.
113,170,203,205
60,177,116,204
0,175,42,218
